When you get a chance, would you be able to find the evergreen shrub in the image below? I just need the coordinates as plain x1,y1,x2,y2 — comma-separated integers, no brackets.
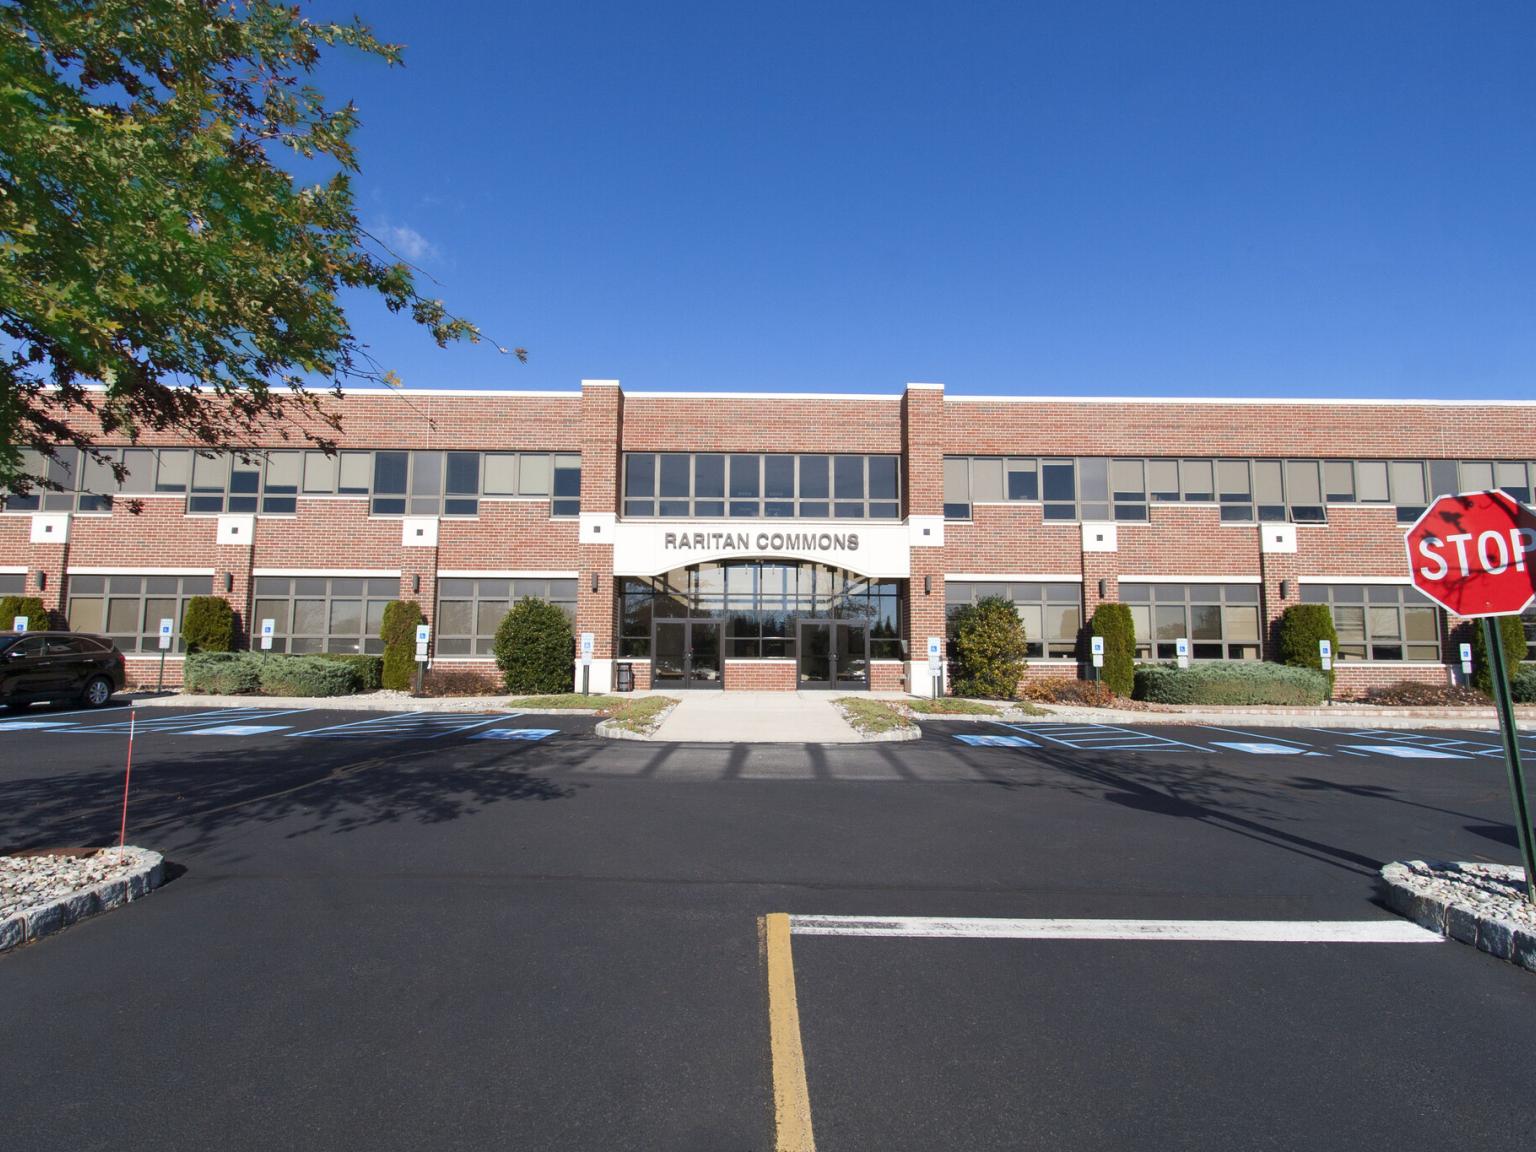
1512,664,1536,704
316,653,383,691
181,595,236,652
257,655,360,697
1088,602,1135,696
1275,603,1339,694
380,600,423,690
183,652,262,694
1134,660,1328,706
493,599,574,694
0,595,49,630
950,595,1029,699
1468,616,1527,695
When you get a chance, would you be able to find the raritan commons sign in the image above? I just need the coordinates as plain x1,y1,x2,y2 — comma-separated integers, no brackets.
609,519,917,578
663,529,861,554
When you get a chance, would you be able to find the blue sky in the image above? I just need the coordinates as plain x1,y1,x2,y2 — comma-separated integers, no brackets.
319,1,1536,398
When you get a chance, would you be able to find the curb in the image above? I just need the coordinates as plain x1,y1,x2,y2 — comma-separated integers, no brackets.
1380,861,1536,972
595,701,680,741
1035,706,1526,730
1,848,165,955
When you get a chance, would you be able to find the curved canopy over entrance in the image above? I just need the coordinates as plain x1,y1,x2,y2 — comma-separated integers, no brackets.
617,560,906,689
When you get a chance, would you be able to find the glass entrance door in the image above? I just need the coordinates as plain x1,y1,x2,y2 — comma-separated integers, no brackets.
797,621,868,689
651,619,722,689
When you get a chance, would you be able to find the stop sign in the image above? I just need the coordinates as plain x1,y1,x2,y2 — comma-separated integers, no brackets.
1403,490,1536,617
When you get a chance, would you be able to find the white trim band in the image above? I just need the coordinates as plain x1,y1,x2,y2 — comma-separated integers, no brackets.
251,568,400,578
1117,574,1263,584
436,570,579,579
946,573,1083,582
67,566,215,576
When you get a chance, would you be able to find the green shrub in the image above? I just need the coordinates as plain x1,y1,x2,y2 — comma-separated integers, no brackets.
379,599,422,691
183,651,262,694
493,598,574,694
181,595,235,652
257,655,361,697
316,653,383,691
1134,660,1328,706
1512,664,1536,704
0,594,50,631
1468,616,1527,694
950,595,1029,699
1275,603,1339,694
1088,602,1135,696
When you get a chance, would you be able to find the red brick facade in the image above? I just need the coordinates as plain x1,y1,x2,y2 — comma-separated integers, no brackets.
5,383,1533,696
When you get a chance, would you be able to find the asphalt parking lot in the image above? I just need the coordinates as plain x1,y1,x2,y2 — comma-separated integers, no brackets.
4,703,1536,1151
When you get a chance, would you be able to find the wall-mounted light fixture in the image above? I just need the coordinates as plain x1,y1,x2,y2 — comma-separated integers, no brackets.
591,570,600,593
35,570,46,591
223,571,234,593
1280,579,1293,600
923,574,932,596
412,573,421,594
1097,578,1107,598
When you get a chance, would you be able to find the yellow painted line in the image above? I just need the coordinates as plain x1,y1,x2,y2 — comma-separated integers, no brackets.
764,912,816,1152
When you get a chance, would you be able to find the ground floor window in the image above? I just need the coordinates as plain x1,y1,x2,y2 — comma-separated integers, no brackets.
0,572,24,596
944,581,1082,659
1120,583,1262,660
618,561,904,660
434,577,577,655
251,576,398,654
66,573,213,653
1523,607,1536,662
1300,584,1441,661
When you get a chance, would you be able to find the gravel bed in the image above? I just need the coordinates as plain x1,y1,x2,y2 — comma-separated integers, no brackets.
1381,860,1536,971
2,848,160,922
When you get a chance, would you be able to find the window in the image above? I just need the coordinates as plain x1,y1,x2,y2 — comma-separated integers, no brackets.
1217,460,1253,522
435,577,577,656
945,581,1081,659
1523,606,1536,662
617,562,905,660
943,457,971,519
1300,584,1441,661
250,576,399,654
623,455,900,519
65,574,214,653
0,573,25,595
1120,583,1262,661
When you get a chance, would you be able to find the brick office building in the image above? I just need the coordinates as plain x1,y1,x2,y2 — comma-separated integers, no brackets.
4,380,1535,696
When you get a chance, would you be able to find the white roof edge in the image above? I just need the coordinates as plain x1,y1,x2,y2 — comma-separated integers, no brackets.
622,391,900,400
943,395,1536,407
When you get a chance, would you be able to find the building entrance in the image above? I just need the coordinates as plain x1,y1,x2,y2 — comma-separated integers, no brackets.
652,619,723,689
796,620,869,690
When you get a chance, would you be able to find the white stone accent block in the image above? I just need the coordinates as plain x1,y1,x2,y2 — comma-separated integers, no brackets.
908,515,945,547
1081,522,1118,553
402,517,439,547
29,513,69,544
1260,522,1298,553
215,514,254,547
580,512,616,544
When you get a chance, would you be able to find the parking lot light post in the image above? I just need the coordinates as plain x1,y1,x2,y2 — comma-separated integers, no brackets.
1485,617,1536,904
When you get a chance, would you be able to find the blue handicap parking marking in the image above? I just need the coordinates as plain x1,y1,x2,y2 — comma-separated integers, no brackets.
1211,741,1320,756
954,733,1037,749
469,727,559,742
66,706,315,735
188,724,295,736
995,722,1211,753
1341,744,1469,760
292,712,524,740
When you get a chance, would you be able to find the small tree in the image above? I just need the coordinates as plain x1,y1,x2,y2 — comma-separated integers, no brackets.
1468,615,1526,695
1276,603,1339,695
493,600,575,695
952,595,1028,699
380,600,423,691
181,596,235,652
1089,602,1136,697
0,595,50,631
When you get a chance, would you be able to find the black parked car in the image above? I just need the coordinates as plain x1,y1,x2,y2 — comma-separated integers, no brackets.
0,632,126,710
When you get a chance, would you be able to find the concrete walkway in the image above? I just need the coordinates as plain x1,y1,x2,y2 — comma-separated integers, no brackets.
644,691,863,743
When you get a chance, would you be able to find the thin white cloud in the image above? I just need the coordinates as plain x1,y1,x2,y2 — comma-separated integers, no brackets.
375,222,438,263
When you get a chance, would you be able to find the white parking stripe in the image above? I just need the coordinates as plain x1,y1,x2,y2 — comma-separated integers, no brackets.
787,916,1442,943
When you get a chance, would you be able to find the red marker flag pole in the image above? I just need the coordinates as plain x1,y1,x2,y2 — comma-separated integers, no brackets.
118,708,136,865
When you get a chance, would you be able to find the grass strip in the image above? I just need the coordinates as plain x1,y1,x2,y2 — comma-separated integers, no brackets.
832,697,914,735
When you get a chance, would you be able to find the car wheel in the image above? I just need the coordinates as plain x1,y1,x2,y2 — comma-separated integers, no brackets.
81,676,114,708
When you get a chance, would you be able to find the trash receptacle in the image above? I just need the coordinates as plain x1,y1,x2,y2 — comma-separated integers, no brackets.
615,662,634,693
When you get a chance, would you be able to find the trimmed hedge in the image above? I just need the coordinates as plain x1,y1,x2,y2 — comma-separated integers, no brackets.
1512,664,1536,705
316,653,383,691
181,595,235,652
493,598,574,694
1275,603,1338,695
1468,616,1527,694
183,652,263,694
1134,660,1329,706
1088,602,1135,696
0,594,49,631
183,651,366,696
258,655,359,697
951,595,1029,699
380,600,422,691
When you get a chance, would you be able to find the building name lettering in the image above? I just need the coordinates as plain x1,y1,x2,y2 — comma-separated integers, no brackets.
663,530,860,553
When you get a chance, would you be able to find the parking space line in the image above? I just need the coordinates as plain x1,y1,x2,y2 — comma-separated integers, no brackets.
67,707,315,734
764,913,816,1152
995,722,1212,753
0,702,129,725
786,915,1441,943
290,712,523,740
